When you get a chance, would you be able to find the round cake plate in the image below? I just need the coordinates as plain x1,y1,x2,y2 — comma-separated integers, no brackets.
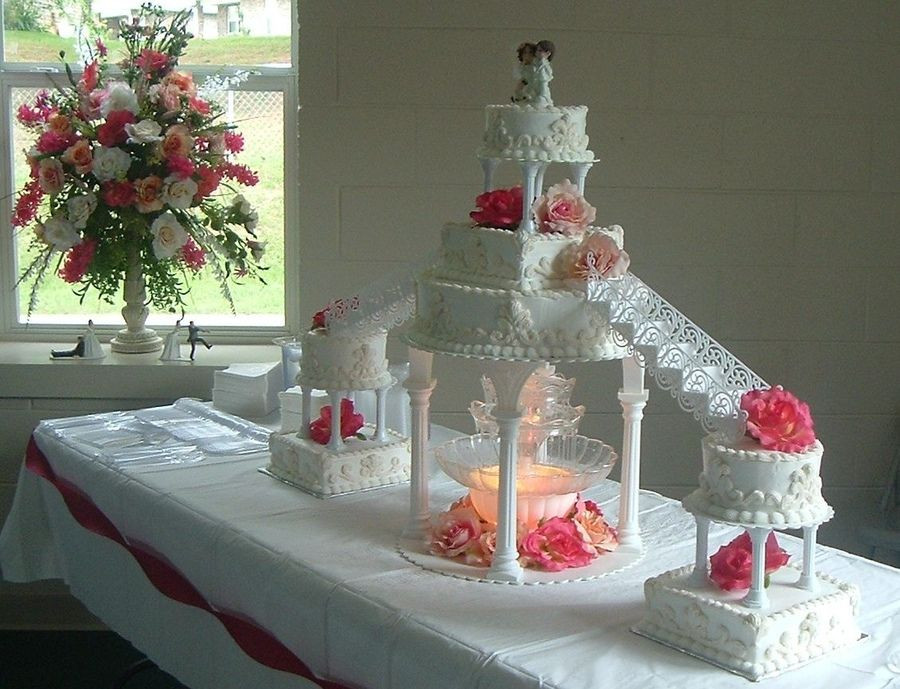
681,493,835,532
397,537,644,585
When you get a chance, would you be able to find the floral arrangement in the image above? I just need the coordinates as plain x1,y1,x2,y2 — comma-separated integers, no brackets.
469,186,523,230
709,531,790,591
740,386,816,453
532,179,596,235
309,398,365,445
571,232,630,280
430,494,618,572
13,5,264,318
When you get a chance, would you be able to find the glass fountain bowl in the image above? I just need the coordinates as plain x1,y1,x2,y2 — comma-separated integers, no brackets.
434,434,619,526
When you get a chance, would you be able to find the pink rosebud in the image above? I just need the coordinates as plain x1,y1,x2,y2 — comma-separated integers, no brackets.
740,386,816,453
532,179,596,235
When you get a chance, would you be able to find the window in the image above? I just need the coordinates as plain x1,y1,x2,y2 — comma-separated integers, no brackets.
0,0,299,338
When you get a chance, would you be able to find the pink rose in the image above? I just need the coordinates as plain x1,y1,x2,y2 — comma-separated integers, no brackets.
709,531,790,591
469,186,523,230
572,498,618,553
308,398,364,445
740,386,816,453
571,232,630,280
532,179,596,235
158,84,183,114
430,507,482,558
518,517,596,572
97,110,136,147
37,158,65,194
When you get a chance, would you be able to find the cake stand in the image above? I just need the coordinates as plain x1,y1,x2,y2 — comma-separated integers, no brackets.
400,152,649,584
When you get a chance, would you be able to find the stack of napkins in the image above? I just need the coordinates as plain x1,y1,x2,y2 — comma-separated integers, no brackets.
212,362,282,418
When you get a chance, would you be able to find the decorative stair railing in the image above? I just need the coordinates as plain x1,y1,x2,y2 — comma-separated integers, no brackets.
584,272,767,443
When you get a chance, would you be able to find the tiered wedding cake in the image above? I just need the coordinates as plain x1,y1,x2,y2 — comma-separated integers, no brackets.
267,315,410,497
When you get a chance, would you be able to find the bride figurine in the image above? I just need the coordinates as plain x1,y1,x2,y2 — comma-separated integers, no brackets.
511,42,536,103
81,319,105,360
530,40,555,107
160,318,185,362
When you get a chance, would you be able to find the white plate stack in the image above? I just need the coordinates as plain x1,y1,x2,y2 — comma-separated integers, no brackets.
212,362,282,419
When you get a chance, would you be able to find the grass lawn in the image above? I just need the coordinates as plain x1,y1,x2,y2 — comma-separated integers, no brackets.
4,30,291,67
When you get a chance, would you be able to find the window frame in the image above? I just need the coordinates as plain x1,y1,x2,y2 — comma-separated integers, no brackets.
0,1,300,342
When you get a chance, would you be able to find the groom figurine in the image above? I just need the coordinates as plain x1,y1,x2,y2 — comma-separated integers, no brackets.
187,320,213,360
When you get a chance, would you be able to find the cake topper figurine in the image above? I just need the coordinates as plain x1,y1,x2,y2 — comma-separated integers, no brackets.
160,317,186,362
511,40,554,106
51,319,105,360
187,320,213,361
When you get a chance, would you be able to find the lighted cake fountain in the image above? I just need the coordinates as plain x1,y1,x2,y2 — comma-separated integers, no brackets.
437,366,617,528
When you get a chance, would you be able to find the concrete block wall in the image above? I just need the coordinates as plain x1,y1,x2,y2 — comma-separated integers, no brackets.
297,1,900,539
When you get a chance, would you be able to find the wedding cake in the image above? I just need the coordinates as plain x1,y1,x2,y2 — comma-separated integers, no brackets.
267,320,410,498
405,49,629,362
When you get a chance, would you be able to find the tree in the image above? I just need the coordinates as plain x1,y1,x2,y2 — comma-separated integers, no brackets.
4,0,46,31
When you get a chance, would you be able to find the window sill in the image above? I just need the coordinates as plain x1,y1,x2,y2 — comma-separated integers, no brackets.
0,341,282,399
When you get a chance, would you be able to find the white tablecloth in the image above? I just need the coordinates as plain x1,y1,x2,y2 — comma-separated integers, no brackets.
2,404,900,689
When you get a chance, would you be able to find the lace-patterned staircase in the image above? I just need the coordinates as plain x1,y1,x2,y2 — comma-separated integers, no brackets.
583,272,767,442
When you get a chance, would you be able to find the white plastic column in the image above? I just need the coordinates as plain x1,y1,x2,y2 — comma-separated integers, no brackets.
298,385,312,439
534,162,549,199
327,390,344,452
484,360,539,584
798,525,818,591
402,347,436,546
480,157,500,192
517,161,542,234
617,354,648,552
569,162,593,194
374,385,389,442
742,527,770,609
689,516,710,587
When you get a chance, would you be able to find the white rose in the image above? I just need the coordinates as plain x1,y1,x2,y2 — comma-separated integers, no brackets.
147,84,161,103
100,82,139,117
66,192,97,229
162,176,199,210
245,209,259,231
125,119,163,144
150,211,188,259
42,214,81,251
92,146,132,182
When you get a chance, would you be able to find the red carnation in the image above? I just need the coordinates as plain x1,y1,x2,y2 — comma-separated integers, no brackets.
709,531,790,591
308,399,365,445
102,180,136,207
97,110,136,147
58,238,96,283
469,186,523,230
36,130,73,154
167,154,196,180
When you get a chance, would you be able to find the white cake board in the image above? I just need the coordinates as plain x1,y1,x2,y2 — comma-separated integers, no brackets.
397,536,644,585
258,467,409,500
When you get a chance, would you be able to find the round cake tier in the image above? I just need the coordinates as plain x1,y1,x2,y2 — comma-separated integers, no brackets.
684,435,831,528
298,329,392,391
477,104,594,162
405,276,626,362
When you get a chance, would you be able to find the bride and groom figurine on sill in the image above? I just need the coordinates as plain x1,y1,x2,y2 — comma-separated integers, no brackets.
511,39,554,107
160,319,213,362
50,320,105,360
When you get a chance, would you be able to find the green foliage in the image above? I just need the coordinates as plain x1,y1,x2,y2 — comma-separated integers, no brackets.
4,0,44,32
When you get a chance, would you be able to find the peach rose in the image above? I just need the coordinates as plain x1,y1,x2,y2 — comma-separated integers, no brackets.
572,499,618,553
532,179,596,235
430,507,482,558
518,517,596,571
163,70,197,97
134,175,164,213
37,158,65,194
572,232,630,280
47,113,72,135
465,528,497,566
158,84,183,114
62,140,93,174
159,124,194,159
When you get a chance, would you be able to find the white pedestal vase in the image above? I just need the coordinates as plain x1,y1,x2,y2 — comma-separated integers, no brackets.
110,249,163,354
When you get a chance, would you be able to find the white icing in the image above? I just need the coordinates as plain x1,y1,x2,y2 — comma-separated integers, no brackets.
406,277,625,362
435,223,624,292
683,436,831,528
268,425,410,497
635,564,861,681
478,104,593,162
298,329,392,391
